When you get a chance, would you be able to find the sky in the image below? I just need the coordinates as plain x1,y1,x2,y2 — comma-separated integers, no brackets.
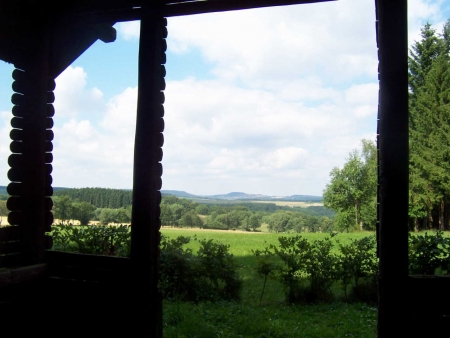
0,0,449,197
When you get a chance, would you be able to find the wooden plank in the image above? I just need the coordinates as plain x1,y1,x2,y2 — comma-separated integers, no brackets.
408,276,450,315
0,263,47,287
65,0,333,15
0,241,20,255
78,0,334,23
46,251,131,270
48,265,131,283
0,226,20,242
376,0,409,337
47,251,131,283
164,0,334,17
0,254,20,268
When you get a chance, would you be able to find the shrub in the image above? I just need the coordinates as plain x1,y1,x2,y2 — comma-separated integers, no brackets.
51,224,131,256
159,235,242,302
408,231,450,275
337,236,378,303
266,235,339,304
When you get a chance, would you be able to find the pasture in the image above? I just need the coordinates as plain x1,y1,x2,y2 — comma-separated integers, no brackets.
248,200,324,207
161,229,377,337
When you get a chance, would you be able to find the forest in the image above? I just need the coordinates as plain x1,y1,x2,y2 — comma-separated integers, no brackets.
34,187,336,233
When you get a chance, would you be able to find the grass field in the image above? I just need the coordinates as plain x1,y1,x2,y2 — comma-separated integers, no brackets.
161,228,377,337
249,200,324,207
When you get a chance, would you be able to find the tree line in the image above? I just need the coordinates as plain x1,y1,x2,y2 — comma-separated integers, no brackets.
49,189,335,233
53,187,133,209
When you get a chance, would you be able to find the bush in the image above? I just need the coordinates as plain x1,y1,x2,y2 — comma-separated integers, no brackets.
51,224,131,256
159,235,242,302
408,231,450,275
337,236,378,303
266,235,339,304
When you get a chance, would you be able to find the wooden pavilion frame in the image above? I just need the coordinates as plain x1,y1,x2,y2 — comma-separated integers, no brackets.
0,0,447,337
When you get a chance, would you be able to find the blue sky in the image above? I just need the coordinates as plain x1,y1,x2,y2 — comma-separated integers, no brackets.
0,0,449,196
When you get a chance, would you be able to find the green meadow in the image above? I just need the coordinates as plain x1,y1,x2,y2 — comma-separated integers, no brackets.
161,228,377,338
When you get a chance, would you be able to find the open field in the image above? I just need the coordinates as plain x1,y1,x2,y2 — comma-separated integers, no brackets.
185,198,324,207
249,200,324,207
161,229,377,337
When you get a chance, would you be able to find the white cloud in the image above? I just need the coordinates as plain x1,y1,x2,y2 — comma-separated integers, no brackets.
2,0,447,195
54,66,105,118
166,0,378,85
161,77,375,195
116,21,140,41
408,0,447,46
51,88,137,189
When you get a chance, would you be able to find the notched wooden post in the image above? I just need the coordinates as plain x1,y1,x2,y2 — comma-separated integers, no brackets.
130,4,166,337
6,26,54,268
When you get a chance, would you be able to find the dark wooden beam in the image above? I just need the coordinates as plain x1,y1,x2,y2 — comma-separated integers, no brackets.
64,0,332,14
164,0,334,17
130,3,165,337
0,264,47,287
72,0,334,23
376,0,409,337
49,21,116,78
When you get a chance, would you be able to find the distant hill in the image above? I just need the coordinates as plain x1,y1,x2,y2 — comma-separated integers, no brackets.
163,190,322,202
161,190,199,198
0,186,323,203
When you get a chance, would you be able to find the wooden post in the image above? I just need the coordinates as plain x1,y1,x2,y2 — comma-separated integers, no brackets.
130,4,166,337
376,0,409,336
6,27,53,267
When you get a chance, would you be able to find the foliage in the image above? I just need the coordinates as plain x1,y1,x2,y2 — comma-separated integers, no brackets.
408,20,450,230
263,210,333,233
54,187,133,209
53,195,97,225
337,236,378,303
252,247,277,304
53,195,74,224
408,231,450,274
51,224,131,256
97,207,131,225
264,235,339,304
72,202,96,225
323,140,376,232
159,235,242,302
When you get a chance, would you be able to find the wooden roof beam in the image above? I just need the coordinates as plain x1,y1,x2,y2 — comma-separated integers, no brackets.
65,0,332,15
76,0,334,23
49,22,116,78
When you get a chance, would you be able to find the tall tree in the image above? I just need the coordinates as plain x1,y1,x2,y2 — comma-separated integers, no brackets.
409,23,445,98
409,21,450,230
72,202,96,225
53,195,74,224
323,140,376,232
410,55,450,229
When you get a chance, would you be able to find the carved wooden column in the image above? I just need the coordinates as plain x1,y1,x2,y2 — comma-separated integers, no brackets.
6,29,54,267
130,4,165,337
376,0,409,336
